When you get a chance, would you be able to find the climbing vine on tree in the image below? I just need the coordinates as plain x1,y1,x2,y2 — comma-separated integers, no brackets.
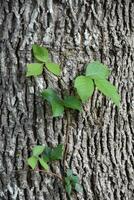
26,44,120,198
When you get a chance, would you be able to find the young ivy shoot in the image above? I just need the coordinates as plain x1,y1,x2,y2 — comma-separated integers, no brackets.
27,145,83,197
26,44,121,198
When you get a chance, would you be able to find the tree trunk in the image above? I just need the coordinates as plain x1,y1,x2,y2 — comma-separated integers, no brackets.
0,0,134,199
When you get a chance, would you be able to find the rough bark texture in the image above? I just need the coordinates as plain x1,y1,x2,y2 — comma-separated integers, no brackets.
0,0,134,199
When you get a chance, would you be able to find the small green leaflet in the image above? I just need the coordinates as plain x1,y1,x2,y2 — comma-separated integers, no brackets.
41,88,64,117
27,156,38,169
43,147,52,162
32,44,49,63
38,158,49,171
63,96,82,111
51,100,64,117
74,76,94,102
32,145,45,156
75,183,83,193
67,169,73,177
65,184,72,196
50,144,64,161
26,63,43,77
43,145,64,162
71,175,79,184
95,79,120,106
65,176,72,196
65,177,70,185
41,88,58,102
45,62,61,76
86,61,110,79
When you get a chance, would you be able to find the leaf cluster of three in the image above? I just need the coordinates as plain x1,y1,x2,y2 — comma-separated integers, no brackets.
27,145,82,196
65,169,83,198
27,144,63,171
27,45,120,117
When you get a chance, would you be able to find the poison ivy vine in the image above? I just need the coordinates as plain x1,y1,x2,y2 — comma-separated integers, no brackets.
26,44,120,199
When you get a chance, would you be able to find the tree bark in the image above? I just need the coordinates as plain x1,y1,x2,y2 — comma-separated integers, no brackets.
0,0,134,199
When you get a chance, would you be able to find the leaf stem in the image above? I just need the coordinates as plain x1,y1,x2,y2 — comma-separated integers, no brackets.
34,168,63,181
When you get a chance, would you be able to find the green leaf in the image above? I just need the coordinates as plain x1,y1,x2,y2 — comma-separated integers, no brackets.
50,144,64,161
67,169,73,177
65,184,72,195
43,147,52,162
45,62,61,76
32,44,49,62
74,76,94,102
86,61,110,79
95,79,120,106
74,183,83,193
27,156,38,169
63,96,82,111
65,177,71,185
26,63,43,77
38,158,49,171
71,175,79,184
41,88,58,102
51,100,64,117
41,88,64,117
32,145,45,156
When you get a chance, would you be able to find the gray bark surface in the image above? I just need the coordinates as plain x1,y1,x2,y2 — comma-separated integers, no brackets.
0,0,134,199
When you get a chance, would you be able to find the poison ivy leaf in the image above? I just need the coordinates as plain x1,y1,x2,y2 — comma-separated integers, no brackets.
41,88,64,117
32,44,49,62
26,63,43,77
32,145,45,157
71,175,79,184
65,177,71,185
38,158,49,171
74,76,94,102
43,147,52,162
50,144,64,161
51,100,64,117
41,88,57,102
95,79,120,106
45,62,61,76
67,169,73,177
63,96,82,111
65,184,72,195
27,156,38,169
86,61,110,79
74,183,83,193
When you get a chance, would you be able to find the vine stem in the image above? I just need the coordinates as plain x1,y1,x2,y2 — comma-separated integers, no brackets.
63,110,70,172
58,76,71,173
34,169,63,182
1,168,63,182
59,77,67,88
